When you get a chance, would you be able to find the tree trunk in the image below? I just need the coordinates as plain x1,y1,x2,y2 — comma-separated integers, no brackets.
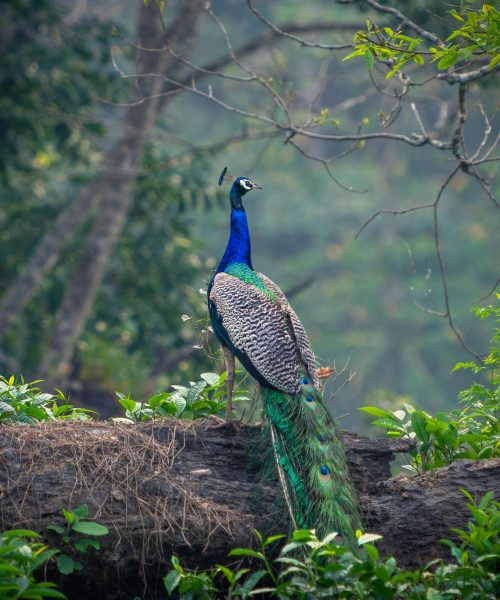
39,0,203,382
0,183,102,343
0,420,497,600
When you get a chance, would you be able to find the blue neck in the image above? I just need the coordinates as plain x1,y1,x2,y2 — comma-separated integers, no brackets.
216,204,253,274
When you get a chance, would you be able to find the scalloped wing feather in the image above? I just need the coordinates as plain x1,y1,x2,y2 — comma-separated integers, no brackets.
256,272,319,390
210,272,302,394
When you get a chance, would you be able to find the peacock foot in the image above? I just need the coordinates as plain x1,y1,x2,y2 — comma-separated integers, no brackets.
204,415,240,432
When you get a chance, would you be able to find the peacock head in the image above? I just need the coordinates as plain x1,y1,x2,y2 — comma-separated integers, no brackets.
233,176,262,196
218,166,262,207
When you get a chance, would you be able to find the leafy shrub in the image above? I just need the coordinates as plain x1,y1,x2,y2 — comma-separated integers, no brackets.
116,371,248,423
0,376,91,425
0,529,64,599
164,492,499,599
360,299,499,472
47,504,109,575
344,3,500,78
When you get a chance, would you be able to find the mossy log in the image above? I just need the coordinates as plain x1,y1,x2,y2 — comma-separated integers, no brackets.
0,421,498,600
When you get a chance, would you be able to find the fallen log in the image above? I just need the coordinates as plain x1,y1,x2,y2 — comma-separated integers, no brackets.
0,420,498,599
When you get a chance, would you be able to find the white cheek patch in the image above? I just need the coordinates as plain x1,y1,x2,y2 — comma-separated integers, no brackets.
240,179,253,190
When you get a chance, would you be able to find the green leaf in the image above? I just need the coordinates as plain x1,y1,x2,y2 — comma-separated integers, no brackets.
23,587,67,599
392,409,406,421
74,539,100,552
0,401,15,414
216,564,235,584
72,504,89,519
200,372,220,386
156,402,178,416
358,533,383,545
118,398,137,413
3,529,41,538
240,569,267,595
148,392,170,408
62,509,75,524
280,541,303,555
364,49,375,70
437,51,458,70
72,521,108,536
342,49,365,62
358,406,392,418
170,393,187,415
363,543,379,562
372,418,406,433
322,531,340,544
292,529,315,542
263,534,286,547
448,9,465,22
164,570,181,594
488,53,500,70
478,491,493,510
46,525,65,535
186,380,207,404
56,554,75,575
411,411,430,443
228,548,265,560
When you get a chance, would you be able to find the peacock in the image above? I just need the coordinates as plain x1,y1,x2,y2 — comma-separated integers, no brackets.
207,167,362,546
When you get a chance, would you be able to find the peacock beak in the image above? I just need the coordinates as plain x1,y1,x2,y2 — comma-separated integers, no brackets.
252,183,263,190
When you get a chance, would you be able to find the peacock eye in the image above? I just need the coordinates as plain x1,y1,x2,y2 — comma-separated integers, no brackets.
319,465,331,482
301,377,309,385
306,395,314,403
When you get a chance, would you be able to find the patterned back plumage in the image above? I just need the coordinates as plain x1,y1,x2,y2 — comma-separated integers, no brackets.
208,170,362,547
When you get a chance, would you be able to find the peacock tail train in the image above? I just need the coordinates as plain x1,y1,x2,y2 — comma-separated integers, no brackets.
262,382,361,547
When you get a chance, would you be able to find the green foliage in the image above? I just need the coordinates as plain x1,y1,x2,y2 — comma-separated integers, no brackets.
344,3,500,78
46,504,108,576
0,529,64,599
0,376,91,424
115,371,248,423
360,298,499,472
164,493,500,599
443,490,499,571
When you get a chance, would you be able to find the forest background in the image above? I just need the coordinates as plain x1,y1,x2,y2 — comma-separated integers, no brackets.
1,0,498,432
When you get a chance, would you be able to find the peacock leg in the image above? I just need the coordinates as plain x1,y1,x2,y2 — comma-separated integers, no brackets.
222,345,235,423
205,346,238,430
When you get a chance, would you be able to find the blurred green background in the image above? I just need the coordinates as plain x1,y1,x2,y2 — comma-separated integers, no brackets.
0,0,498,430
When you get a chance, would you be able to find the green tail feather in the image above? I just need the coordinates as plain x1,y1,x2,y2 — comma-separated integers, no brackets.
262,377,362,548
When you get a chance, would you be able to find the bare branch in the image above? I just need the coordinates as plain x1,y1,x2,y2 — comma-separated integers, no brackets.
355,203,434,239
365,0,442,44
287,138,365,193
438,63,500,85
247,0,353,50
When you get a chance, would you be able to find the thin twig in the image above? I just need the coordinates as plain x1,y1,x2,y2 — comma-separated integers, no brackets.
431,166,482,359
247,0,353,50
355,204,434,239
474,278,500,304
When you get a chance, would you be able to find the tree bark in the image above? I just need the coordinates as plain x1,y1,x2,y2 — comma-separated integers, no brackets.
0,420,497,600
39,0,204,382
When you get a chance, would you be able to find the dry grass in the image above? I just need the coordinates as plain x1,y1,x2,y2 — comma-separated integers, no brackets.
0,420,247,567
